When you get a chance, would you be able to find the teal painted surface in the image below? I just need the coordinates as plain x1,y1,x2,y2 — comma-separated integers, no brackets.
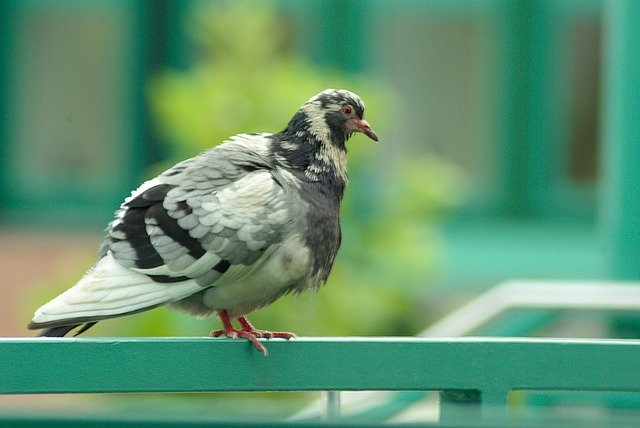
440,218,604,291
0,2,11,210
473,309,559,337
499,1,546,216
2,337,640,425
600,1,640,281
297,0,370,73
498,1,598,218
2,337,640,395
0,416,272,428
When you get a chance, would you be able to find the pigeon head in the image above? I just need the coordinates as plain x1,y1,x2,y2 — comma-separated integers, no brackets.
302,89,378,144
275,89,376,188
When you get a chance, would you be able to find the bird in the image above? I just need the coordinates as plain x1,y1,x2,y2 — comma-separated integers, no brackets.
28,88,378,355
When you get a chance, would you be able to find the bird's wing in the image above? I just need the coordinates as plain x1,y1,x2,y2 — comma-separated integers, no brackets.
30,135,294,327
110,135,290,284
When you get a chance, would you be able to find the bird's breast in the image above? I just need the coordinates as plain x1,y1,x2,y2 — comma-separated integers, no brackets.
197,235,312,317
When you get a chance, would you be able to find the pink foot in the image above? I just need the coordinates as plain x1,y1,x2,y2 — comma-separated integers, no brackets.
210,311,296,356
237,316,297,341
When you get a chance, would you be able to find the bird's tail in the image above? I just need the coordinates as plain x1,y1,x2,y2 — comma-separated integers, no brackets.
29,253,203,331
36,322,97,337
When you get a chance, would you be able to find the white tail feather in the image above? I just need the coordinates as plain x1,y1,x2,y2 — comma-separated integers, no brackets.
31,252,202,325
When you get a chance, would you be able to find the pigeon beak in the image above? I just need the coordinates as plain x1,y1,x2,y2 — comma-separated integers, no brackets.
355,119,379,142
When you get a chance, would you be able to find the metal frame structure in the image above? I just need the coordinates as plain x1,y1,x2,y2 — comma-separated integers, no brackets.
2,337,640,425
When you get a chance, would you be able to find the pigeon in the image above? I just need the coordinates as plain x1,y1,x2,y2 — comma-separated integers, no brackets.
28,88,378,354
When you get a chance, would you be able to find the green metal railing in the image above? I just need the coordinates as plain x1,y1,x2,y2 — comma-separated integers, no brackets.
2,337,640,425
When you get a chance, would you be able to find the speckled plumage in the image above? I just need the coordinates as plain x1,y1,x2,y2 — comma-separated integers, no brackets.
28,89,377,349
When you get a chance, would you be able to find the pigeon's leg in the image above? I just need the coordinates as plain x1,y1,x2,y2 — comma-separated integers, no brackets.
210,310,267,355
237,316,297,340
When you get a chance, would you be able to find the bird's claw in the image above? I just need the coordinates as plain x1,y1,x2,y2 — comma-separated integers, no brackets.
209,327,296,355
211,311,296,355
210,328,237,339
210,327,268,355
248,329,297,340
236,315,296,340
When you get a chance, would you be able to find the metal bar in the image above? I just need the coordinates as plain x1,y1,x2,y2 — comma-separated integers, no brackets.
301,280,640,422
499,1,568,217
320,390,341,422
422,281,640,337
600,0,640,281
2,337,640,395
439,390,482,423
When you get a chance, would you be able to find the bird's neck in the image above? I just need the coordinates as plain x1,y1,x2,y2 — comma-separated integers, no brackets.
274,112,349,191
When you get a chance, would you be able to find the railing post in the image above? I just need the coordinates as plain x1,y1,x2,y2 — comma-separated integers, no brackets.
600,0,640,338
439,389,508,423
439,389,481,423
320,390,341,422
600,0,640,281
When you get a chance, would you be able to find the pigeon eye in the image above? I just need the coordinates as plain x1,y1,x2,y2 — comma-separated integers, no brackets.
341,105,353,116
